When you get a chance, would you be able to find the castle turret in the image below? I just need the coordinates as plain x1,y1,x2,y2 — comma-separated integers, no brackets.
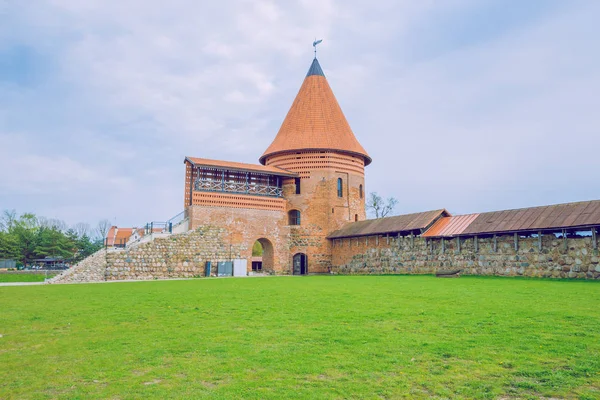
261,57,370,274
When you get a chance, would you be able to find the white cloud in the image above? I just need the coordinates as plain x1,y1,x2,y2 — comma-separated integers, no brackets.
0,0,598,225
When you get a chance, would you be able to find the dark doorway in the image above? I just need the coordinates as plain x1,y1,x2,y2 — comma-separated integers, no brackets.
293,253,307,275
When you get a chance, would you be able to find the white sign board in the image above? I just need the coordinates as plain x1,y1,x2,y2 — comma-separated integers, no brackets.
233,259,247,277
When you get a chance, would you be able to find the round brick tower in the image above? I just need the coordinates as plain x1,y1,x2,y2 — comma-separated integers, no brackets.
260,57,371,274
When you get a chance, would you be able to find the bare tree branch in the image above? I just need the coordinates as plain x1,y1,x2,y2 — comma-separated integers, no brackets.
73,222,91,238
0,209,17,231
95,219,112,240
366,192,398,219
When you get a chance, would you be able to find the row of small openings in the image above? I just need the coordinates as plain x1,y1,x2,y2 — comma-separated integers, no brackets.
281,153,362,163
193,194,283,204
194,196,283,205
276,164,365,175
273,153,362,162
195,201,282,209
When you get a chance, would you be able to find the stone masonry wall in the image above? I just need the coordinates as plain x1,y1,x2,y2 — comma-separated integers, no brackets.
331,233,600,279
48,249,108,284
105,226,243,280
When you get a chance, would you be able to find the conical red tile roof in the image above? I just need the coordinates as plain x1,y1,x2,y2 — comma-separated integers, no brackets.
260,58,371,166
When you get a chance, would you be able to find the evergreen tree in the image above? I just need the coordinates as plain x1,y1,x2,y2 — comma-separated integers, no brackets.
0,231,20,260
11,216,39,264
34,227,74,260
74,234,101,262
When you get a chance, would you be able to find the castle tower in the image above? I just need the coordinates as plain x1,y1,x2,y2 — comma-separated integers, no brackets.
260,57,371,274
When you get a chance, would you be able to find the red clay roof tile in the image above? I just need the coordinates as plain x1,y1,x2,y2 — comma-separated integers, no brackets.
260,59,371,165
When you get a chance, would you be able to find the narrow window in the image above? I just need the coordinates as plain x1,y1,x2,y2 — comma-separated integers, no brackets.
295,178,301,194
359,184,363,199
337,178,343,198
355,214,358,222
288,210,301,226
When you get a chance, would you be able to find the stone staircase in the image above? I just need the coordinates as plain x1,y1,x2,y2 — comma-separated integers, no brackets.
47,249,108,284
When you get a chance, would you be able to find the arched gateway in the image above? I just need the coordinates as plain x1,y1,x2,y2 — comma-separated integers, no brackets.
253,238,274,272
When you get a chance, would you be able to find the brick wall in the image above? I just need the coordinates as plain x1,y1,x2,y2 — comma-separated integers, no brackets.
331,233,600,279
268,151,366,273
187,205,290,273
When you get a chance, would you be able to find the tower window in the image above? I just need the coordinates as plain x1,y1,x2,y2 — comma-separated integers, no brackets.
355,214,359,222
288,210,301,226
359,184,363,199
295,178,301,194
337,178,343,198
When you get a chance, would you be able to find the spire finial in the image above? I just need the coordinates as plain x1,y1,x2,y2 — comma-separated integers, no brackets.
313,39,323,59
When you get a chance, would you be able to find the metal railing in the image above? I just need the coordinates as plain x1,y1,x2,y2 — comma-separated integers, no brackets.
194,178,283,197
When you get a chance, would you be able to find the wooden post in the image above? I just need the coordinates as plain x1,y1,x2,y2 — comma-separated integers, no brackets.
563,229,568,251
457,237,461,253
398,233,401,249
514,232,518,252
386,234,389,245
493,235,497,252
376,235,379,246
538,231,542,252
593,227,598,250
410,232,414,248
474,235,478,252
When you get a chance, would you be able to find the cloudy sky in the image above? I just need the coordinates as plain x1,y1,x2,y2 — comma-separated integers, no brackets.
0,0,599,227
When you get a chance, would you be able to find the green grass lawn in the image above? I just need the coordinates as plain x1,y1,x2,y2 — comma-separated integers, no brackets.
1,276,599,399
0,272,57,283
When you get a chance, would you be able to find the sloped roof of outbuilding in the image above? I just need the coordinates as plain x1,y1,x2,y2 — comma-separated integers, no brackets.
260,58,371,165
460,200,600,235
421,214,480,238
328,209,449,239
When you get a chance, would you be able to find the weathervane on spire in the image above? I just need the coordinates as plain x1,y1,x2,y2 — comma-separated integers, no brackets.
313,39,323,58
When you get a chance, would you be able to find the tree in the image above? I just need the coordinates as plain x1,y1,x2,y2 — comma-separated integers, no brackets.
0,231,20,259
0,209,17,232
252,241,263,256
366,192,398,219
34,227,74,259
10,213,40,264
74,234,102,262
95,219,112,241
73,222,91,238
39,217,67,232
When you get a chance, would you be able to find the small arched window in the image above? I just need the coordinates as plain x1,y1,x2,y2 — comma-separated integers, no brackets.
354,214,359,222
359,184,363,199
337,178,343,198
288,210,301,226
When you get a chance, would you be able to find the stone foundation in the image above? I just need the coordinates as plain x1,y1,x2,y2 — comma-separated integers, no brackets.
331,234,600,279
105,226,245,280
